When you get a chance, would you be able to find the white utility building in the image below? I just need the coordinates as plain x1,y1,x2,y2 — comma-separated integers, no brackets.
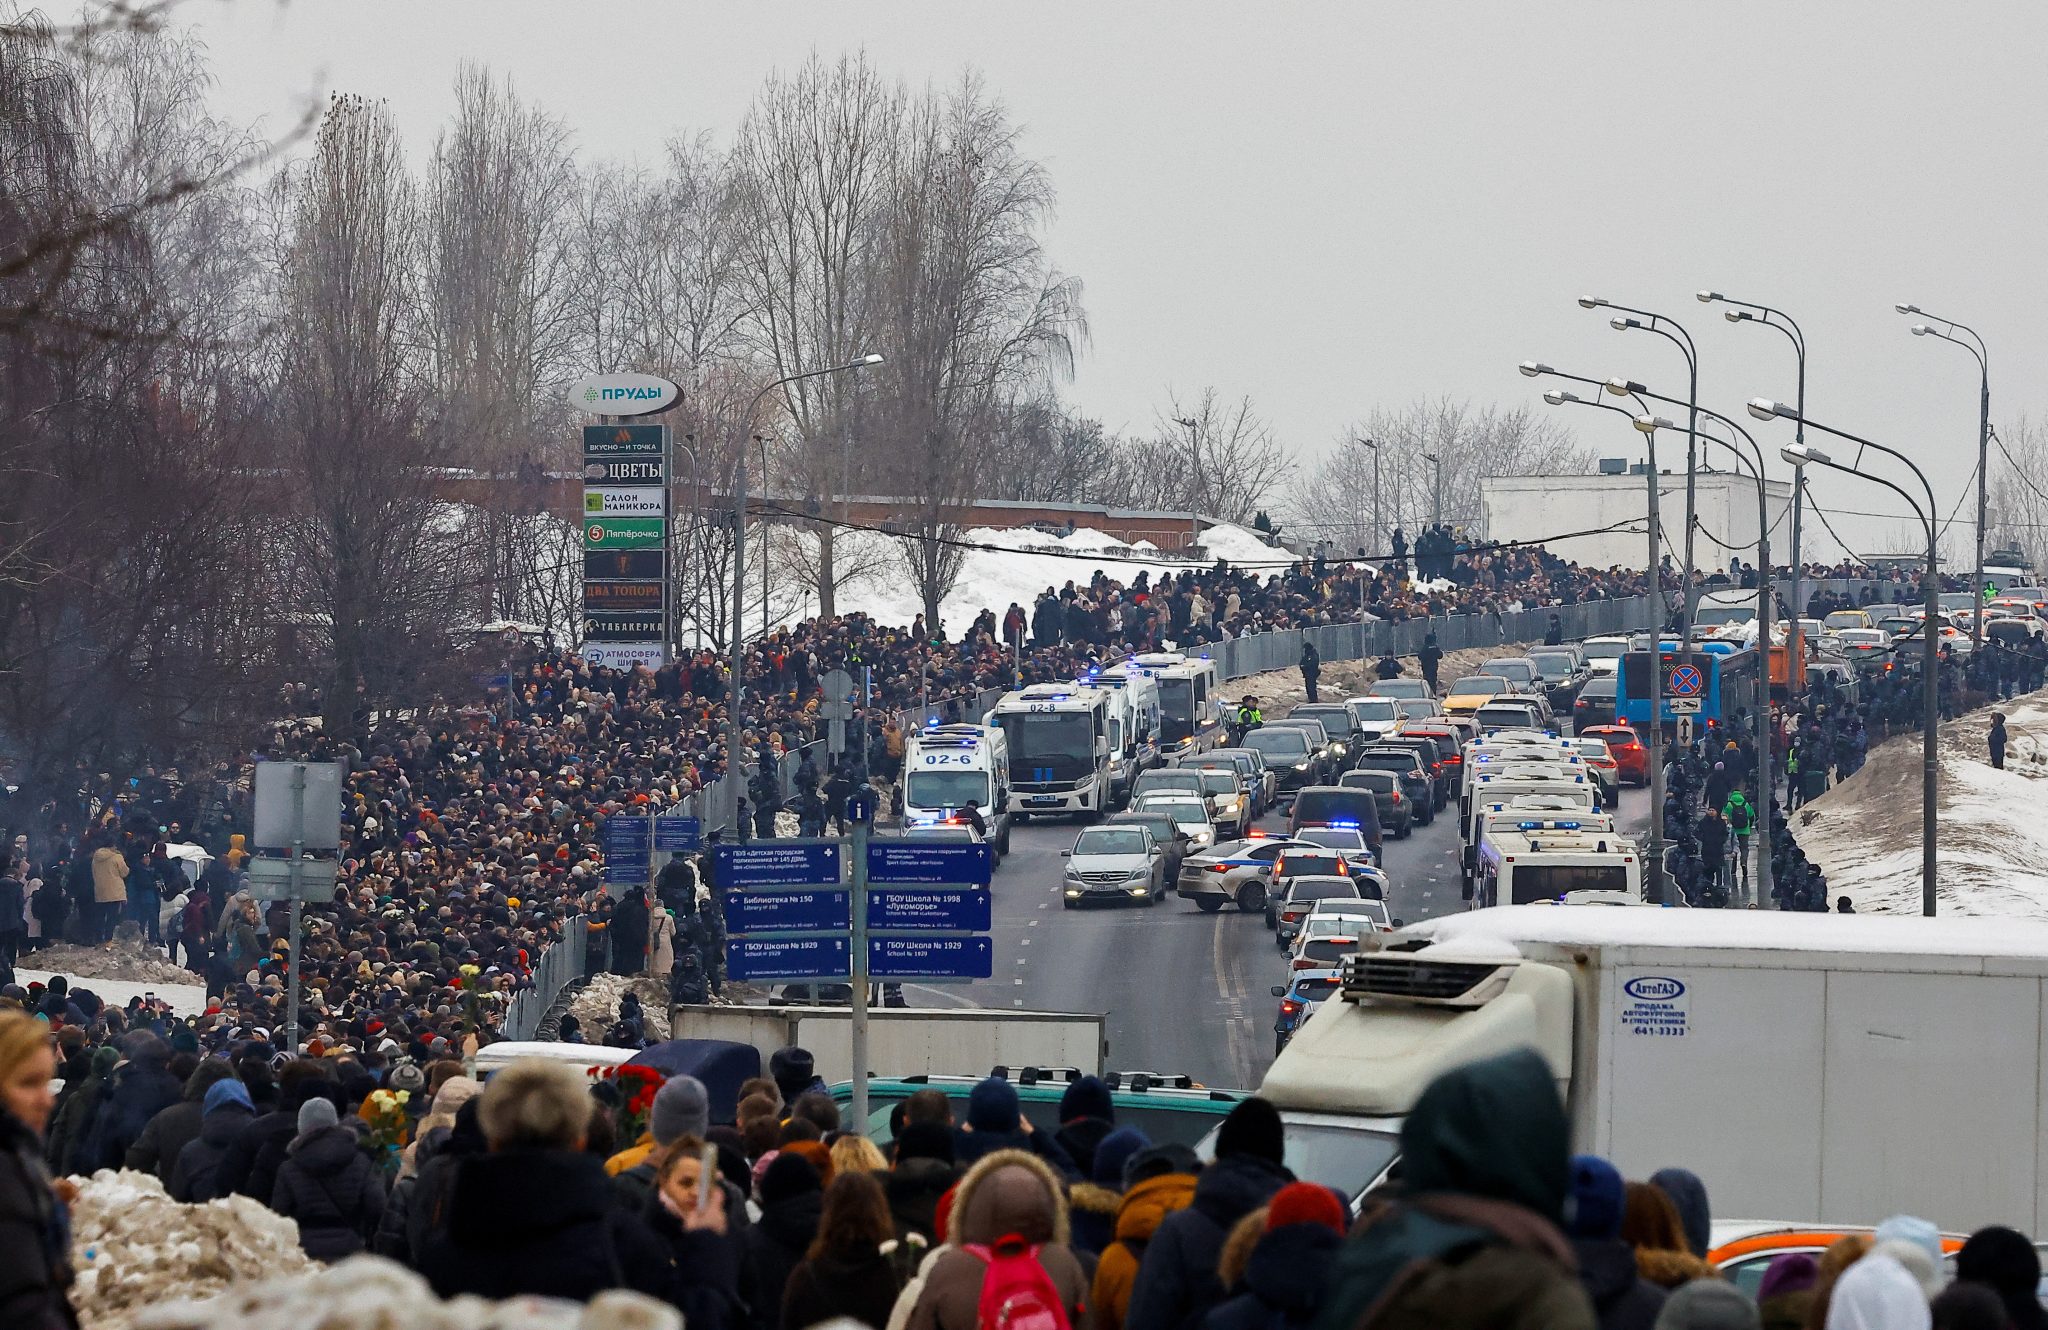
1481,467,1795,572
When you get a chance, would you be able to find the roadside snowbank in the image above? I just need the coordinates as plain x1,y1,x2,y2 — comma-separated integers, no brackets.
132,1255,677,1330
68,1170,316,1330
1796,691,2048,914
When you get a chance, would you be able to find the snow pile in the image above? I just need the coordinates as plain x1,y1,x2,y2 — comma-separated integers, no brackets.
68,1170,317,1330
784,521,1296,631
1797,691,2048,915
568,974,672,1041
132,1254,678,1330
1219,643,1537,715
30,939,198,987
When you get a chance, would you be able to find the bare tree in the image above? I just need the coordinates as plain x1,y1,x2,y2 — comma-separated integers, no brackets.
1988,415,2048,565
1289,397,1591,547
1122,389,1290,526
729,53,901,616
870,74,1083,627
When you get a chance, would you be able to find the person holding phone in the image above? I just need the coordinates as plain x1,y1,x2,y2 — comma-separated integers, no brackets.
643,1136,742,1330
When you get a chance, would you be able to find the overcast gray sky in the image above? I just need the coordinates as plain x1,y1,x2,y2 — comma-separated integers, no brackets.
179,1,2048,556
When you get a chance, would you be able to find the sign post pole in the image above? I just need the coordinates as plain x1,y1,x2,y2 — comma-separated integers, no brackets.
285,763,305,1052
849,814,871,1137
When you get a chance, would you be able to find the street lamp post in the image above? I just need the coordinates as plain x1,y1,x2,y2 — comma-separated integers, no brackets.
1421,452,1443,526
1527,363,1670,906
1899,304,1991,649
1582,298,1701,637
723,354,885,833
1699,291,1807,672
1751,400,1940,917
1632,398,1777,910
1351,436,1381,549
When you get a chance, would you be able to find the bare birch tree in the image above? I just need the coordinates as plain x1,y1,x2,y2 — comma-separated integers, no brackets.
1289,397,1591,547
729,53,900,616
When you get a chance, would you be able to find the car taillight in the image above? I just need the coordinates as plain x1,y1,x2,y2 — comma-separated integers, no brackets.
1391,792,1401,803
1282,910,1304,922
1280,999,1303,1016
1205,863,1231,873
1291,956,1318,969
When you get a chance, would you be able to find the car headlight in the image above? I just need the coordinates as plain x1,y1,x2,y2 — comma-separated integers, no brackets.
1126,868,1153,883
1065,888,1082,897
1292,761,1311,771
1331,743,1346,755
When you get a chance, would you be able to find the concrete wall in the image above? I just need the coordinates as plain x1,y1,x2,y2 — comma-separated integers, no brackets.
1481,472,1794,572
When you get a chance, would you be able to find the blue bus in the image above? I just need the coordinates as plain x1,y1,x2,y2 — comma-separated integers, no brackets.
1617,644,1762,728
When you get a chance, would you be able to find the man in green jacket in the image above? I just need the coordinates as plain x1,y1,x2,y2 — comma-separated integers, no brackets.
1315,1048,1594,1330
1723,790,1757,894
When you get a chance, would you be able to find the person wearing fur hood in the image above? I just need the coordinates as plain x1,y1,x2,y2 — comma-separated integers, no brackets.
894,1148,1090,1330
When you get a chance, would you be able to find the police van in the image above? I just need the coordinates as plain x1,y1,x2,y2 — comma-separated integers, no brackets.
1127,652,1224,758
902,724,1014,857
987,683,1114,820
1460,771,1600,893
1091,662,1163,804
1472,814,1643,908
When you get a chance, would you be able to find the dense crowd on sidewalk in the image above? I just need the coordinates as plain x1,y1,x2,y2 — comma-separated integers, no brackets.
2,1025,2038,1329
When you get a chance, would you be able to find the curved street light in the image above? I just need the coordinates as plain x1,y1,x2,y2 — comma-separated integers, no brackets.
1898,304,1991,648
1749,400,1940,918
1535,377,1673,902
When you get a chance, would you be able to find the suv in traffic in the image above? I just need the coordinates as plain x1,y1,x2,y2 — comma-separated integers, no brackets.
1241,726,1330,796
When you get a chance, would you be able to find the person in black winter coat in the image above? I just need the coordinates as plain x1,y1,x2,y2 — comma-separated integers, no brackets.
171,1080,254,1202
952,1077,1079,1179
219,1060,333,1201
1202,1183,1348,1330
418,1063,672,1304
741,1152,825,1330
884,1122,960,1244
79,1032,181,1174
269,1099,383,1262
1125,1097,1295,1330
402,1098,489,1264
639,1140,743,1330
126,1058,233,1183
1052,1075,1117,1181
779,1171,904,1330
0,1010,76,1330
1566,1155,1666,1330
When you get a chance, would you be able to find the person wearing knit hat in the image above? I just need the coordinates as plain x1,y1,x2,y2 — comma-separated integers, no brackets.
1202,1182,1348,1330
1124,1097,1292,1330
1653,1280,1762,1330
603,1074,708,1178
1565,1154,1666,1330
954,1076,1081,1178
1070,1125,1148,1259
1754,1253,1818,1330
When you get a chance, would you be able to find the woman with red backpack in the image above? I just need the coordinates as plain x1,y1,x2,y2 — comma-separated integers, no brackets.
904,1149,1088,1330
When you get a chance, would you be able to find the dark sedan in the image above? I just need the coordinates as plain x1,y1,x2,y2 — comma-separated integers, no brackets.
1573,675,1618,730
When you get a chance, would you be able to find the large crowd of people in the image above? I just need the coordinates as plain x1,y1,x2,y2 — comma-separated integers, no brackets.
2,1023,2037,1329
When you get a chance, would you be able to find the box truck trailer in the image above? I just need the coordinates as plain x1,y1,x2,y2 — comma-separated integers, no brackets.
1252,906,2048,1234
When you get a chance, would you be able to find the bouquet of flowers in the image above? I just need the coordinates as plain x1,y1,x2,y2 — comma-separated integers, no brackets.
591,1063,666,1141
362,1088,411,1154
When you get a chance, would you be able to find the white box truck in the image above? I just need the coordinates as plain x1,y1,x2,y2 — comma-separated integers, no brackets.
1253,906,2048,1234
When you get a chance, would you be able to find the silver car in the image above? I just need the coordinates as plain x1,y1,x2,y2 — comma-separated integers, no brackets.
1061,824,1167,908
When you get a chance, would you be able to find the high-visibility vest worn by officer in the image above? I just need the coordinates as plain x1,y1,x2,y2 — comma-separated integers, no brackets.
1236,705,1263,728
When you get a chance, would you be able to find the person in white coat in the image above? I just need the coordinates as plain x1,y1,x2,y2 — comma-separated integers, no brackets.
647,906,677,977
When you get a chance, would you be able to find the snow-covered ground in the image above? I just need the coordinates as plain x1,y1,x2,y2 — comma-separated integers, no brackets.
1796,692,2048,915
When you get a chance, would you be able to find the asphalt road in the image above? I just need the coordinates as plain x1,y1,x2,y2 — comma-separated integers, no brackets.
938,778,1650,1091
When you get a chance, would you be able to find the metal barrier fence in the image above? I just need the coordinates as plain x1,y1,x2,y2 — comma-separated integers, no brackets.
502,913,589,1042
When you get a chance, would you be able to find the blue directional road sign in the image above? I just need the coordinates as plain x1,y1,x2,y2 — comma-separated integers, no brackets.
715,841,842,888
868,934,993,981
727,934,850,982
601,815,650,853
722,889,851,934
654,816,701,853
866,841,994,887
602,860,650,886
870,887,992,932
